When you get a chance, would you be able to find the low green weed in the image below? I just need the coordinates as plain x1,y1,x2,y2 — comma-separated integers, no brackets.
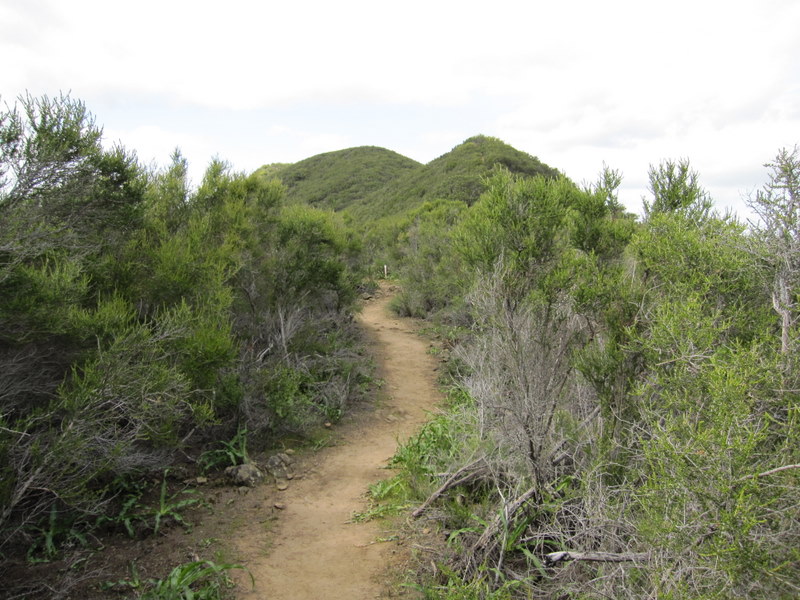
369,475,408,501
103,559,249,599
95,476,147,537
350,476,411,523
412,564,523,600
26,504,89,563
391,411,465,481
151,471,202,535
309,432,333,451
199,428,249,472
98,471,202,537
350,502,403,523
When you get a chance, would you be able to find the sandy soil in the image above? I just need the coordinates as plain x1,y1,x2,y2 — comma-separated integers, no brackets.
232,285,442,599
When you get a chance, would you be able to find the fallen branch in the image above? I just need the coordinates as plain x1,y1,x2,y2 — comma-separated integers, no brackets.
545,551,651,565
738,463,800,482
412,458,488,519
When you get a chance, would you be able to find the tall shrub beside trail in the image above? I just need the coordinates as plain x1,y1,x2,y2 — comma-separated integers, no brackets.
0,94,367,553
619,176,799,596
453,169,574,298
389,199,468,320
393,159,800,598
747,146,800,357
0,94,153,543
234,202,368,442
389,168,638,594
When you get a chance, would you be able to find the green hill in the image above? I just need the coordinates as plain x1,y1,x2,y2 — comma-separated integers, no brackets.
254,135,561,220
255,146,420,212
349,135,561,219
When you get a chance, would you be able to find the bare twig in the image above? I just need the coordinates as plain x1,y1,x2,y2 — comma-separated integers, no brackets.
545,550,651,565
411,458,488,519
737,463,800,482
470,484,538,557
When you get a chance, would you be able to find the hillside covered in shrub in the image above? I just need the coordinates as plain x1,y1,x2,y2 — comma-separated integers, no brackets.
254,145,420,212
257,135,560,221
3,91,799,600
347,135,560,220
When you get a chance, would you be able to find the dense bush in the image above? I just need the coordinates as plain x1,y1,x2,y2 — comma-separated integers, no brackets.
388,157,800,598
0,94,367,554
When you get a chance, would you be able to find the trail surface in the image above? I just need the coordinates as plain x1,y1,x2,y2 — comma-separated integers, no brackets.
235,285,441,599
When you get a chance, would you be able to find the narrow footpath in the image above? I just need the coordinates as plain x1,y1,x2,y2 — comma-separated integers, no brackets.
234,285,442,599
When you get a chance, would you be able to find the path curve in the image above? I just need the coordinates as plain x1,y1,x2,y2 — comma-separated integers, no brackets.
235,285,440,599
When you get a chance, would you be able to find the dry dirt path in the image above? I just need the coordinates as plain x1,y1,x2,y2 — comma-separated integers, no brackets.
234,285,442,599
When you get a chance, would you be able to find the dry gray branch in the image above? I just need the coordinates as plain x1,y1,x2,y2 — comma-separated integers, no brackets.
545,550,651,565
738,463,800,481
469,484,539,562
411,458,489,519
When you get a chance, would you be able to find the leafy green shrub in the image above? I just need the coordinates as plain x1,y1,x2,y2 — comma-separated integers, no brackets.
0,94,367,560
271,204,362,307
389,199,468,320
631,306,799,596
261,365,318,435
390,158,800,598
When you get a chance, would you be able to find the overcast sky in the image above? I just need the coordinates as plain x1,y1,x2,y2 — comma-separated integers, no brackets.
3,0,798,217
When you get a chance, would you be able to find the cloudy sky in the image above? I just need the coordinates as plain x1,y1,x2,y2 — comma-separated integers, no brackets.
3,0,798,217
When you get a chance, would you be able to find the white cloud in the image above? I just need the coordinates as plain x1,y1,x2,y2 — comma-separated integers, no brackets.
2,0,798,218
103,123,218,184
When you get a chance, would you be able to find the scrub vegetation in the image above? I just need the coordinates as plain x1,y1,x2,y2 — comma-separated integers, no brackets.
0,94,369,597
2,92,798,599
379,152,800,599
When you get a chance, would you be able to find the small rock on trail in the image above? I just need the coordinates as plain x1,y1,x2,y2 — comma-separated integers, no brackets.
225,463,264,487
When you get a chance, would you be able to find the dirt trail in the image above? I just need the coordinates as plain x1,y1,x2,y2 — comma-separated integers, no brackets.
234,285,441,599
